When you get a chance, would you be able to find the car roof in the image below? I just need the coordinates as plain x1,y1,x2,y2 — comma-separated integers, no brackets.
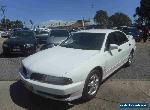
14,30,33,32
75,29,119,34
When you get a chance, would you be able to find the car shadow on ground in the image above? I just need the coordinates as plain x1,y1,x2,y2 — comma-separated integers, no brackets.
9,80,75,110
8,67,127,110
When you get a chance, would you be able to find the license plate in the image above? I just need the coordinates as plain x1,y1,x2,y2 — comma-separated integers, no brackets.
13,48,20,51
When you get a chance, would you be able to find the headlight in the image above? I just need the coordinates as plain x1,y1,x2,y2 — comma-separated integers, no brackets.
45,75,73,85
30,73,73,85
24,44,34,48
3,43,8,47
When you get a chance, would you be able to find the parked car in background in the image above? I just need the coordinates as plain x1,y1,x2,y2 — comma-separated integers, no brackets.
19,29,136,101
69,28,78,34
0,31,5,38
2,30,38,55
46,29,70,48
35,31,49,44
117,26,128,31
123,27,142,42
1,31,11,38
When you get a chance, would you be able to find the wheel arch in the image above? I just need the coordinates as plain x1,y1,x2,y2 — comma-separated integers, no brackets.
90,66,103,80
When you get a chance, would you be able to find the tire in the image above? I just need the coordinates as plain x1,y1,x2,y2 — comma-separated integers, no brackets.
125,52,134,67
82,69,102,101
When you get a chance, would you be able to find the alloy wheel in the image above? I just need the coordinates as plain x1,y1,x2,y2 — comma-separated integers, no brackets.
87,74,99,96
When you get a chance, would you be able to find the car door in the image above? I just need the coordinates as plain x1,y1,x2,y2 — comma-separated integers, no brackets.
115,31,131,66
102,32,120,79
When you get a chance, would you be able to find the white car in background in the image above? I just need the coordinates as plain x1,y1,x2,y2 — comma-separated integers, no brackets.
0,31,6,38
46,29,70,48
19,29,136,101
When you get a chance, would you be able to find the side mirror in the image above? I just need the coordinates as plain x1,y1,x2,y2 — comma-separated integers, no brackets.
110,44,118,50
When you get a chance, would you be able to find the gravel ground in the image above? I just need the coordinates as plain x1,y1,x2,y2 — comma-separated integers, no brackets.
0,80,150,110
0,37,150,81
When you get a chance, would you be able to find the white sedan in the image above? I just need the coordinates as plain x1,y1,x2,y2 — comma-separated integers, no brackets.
19,29,136,101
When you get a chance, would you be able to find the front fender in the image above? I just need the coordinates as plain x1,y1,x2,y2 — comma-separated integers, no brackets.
63,54,105,83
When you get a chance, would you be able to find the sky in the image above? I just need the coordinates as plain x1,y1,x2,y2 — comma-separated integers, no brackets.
0,0,140,25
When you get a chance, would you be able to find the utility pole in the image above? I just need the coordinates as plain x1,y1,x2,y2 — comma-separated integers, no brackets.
89,0,95,24
1,5,7,29
82,18,85,27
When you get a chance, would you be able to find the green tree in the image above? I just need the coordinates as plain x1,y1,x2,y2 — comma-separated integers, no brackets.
1,18,11,29
0,18,24,29
13,20,24,28
94,10,109,28
109,12,132,27
134,0,150,25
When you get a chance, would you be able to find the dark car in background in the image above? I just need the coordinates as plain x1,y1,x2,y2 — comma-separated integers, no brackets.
123,27,142,42
35,30,49,44
1,30,12,38
2,30,38,55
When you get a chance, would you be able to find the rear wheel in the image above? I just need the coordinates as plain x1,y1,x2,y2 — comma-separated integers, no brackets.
125,52,134,67
82,69,102,101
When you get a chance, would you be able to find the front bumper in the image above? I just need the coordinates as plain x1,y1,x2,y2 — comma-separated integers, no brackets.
3,45,35,54
19,71,84,101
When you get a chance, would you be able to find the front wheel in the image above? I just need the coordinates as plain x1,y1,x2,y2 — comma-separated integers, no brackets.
82,69,101,101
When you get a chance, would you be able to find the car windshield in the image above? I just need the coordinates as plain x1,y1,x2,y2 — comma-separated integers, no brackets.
11,31,34,39
50,30,69,37
60,33,105,50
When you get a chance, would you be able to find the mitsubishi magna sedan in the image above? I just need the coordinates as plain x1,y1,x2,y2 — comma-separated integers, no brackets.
19,29,136,101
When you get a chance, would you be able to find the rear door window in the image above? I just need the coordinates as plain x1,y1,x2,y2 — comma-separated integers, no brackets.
115,32,128,45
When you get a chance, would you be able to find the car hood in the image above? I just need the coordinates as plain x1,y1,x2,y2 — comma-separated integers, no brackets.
22,46,99,77
4,37,35,45
47,37,67,44
36,34,48,37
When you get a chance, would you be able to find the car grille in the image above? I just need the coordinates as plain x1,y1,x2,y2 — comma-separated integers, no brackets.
12,44,23,48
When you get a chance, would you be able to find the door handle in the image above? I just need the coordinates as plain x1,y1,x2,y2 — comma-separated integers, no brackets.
118,48,122,52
